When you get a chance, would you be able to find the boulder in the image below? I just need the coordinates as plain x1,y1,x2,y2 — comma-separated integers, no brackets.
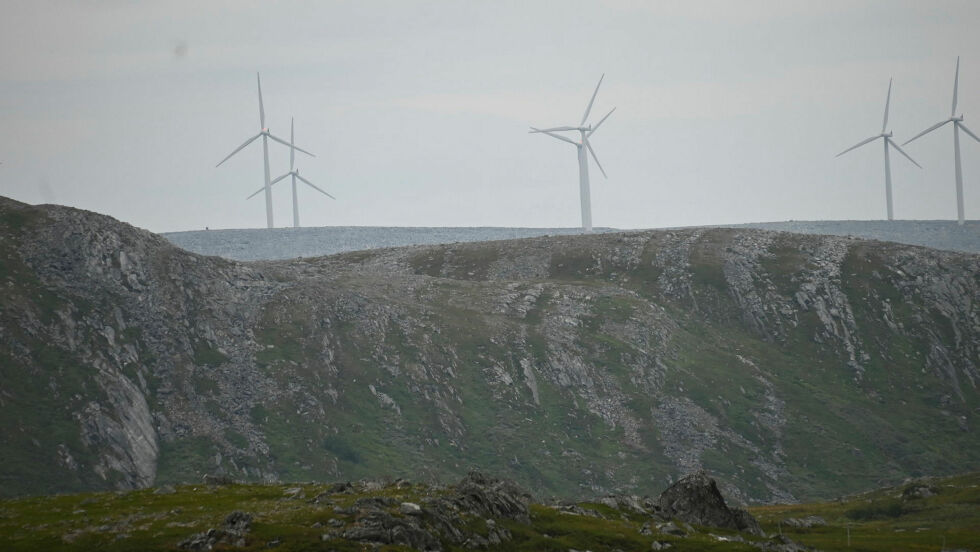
400,502,423,516
901,484,938,500
657,471,763,535
177,511,252,550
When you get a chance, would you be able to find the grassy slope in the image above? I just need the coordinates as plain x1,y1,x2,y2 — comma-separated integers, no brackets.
0,472,976,552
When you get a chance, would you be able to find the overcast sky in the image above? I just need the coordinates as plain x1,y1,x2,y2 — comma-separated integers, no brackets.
2,1,980,233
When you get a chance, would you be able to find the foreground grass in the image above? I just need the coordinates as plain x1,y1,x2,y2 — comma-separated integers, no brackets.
0,472,976,551
752,471,980,551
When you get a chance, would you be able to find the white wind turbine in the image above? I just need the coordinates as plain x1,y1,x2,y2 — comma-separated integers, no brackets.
836,78,921,221
216,73,315,229
530,74,615,233
903,56,980,225
246,117,334,228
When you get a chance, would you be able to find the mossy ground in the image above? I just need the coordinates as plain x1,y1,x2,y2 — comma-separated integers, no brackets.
1,472,976,551
753,471,980,551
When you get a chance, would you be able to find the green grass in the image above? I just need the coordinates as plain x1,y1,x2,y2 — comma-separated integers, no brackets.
751,472,980,551
4,472,975,551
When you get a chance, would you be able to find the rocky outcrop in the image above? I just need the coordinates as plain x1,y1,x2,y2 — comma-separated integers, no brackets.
655,471,762,535
178,511,252,550
332,472,524,550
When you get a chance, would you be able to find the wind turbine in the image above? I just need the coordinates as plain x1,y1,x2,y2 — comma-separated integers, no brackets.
903,56,980,225
216,73,315,229
246,117,334,228
530,74,615,233
836,78,921,221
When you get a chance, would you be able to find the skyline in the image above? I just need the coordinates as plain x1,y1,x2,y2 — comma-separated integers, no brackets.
2,1,980,233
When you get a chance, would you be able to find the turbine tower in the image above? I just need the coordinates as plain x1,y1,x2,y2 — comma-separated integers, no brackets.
247,117,335,228
903,56,980,225
216,73,315,229
530,74,615,233
836,78,921,220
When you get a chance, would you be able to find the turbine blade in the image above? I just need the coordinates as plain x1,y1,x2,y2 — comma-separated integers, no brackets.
296,173,336,199
289,117,295,170
586,140,606,178
267,132,315,157
529,126,579,133
246,174,286,200
529,127,577,145
257,73,265,129
588,107,616,137
835,135,880,157
216,133,262,167
887,138,921,168
902,119,950,145
952,56,960,117
580,74,605,126
882,78,892,133
958,121,980,144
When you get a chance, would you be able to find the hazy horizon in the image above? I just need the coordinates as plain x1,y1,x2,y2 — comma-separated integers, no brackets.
3,1,980,233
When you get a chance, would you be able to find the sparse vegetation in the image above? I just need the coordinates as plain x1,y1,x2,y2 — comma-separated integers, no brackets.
0,472,976,551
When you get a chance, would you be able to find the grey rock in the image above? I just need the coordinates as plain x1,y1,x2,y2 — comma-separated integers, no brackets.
901,484,938,500
354,496,398,511
753,533,813,551
656,521,686,536
400,502,423,515
203,474,234,486
177,511,252,550
782,515,826,528
657,471,763,535
451,471,532,523
342,511,441,551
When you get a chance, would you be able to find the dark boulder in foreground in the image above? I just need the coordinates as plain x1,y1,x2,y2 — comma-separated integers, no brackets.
178,511,252,550
658,471,764,536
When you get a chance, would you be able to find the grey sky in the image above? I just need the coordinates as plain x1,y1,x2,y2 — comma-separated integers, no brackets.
2,1,979,233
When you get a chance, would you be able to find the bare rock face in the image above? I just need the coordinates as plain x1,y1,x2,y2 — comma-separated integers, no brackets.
658,471,763,535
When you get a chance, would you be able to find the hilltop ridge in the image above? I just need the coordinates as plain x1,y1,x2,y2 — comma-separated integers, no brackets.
161,220,980,261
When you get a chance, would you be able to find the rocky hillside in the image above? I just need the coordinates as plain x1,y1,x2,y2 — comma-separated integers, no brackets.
1,196,978,503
